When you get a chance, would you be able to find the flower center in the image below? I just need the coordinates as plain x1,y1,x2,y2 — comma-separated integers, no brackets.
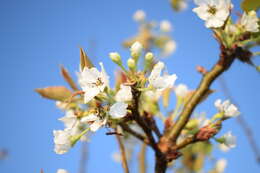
95,77,104,86
207,6,217,15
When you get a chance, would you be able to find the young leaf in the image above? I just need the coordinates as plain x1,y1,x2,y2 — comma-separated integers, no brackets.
241,0,260,12
35,86,72,101
80,48,93,71
60,66,79,91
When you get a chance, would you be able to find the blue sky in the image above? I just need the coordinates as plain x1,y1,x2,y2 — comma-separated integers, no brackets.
0,0,259,172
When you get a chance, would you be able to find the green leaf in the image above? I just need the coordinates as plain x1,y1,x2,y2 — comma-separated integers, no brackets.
35,86,72,101
241,0,260,12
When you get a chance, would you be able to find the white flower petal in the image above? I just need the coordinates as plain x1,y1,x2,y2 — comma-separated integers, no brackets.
81,114,99,123
57,169,69,173
53,129,71,154
175,84,189,98
115,84,133,102
109,102,128,119
216,159,227,173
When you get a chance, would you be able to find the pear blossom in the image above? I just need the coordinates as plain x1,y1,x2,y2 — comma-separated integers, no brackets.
109,52,121,63
127,58,136,69
130,41,143,57
192,0,232,28
214,99,240,118
240,11,259,33
53,129,72,154
221,131,236,148
145,90,162,101
160,20,172,32
148,61,177,91
109,102,128,119
162,40,176,57
59,110,78,129
57,169,69,173
178,1,188,11
225,24,239,35
78,62,109,103
175,84,189,98
219,143,230,152
81,114,107,132
115,84,133,102
56,101,68,110
215,159,227,173
133,10,146,22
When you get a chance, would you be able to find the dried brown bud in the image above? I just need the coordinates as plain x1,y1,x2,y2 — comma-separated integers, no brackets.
196,125,218,141
196,65,207,75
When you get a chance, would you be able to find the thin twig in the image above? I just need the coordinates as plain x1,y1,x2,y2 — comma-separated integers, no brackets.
115,133,130,173
78,142,88,173
119,123,150,145
138,143,147,173
218,76,260,163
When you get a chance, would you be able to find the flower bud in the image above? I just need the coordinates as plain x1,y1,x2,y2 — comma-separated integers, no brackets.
256,66,260,72
109,52,121,63
160,20,172,32
133,10,146,22
145,52,154,61
130,41,143,58
127,58,136,70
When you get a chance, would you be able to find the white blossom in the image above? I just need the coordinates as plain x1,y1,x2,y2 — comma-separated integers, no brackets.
178,1,188,11
148,61,177,91
160,20,172,32
109,52,121,63
193,0,232,28
219,143,230,152
78,62,109,103
130,41,143,57
145,90,162,101
59,110,78,129
214,99,240,118
240,11,259,33
175,84,189,98
215,159,227,173
56,101,68,110
222,131,236,149
81,114,107,132
162,40,176,57
225,24,239,35
57,169,69,173
109,102,128,119
115,84,133,102
133,10,146,22
53,129,72,154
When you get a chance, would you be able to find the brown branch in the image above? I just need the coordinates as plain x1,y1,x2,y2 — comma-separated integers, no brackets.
138,143,147,173
218,76,260,163
119,123,150,145
143,112,162,138
115,133,130,173
131,86,159,152
78,142,88,173
167,47,236,143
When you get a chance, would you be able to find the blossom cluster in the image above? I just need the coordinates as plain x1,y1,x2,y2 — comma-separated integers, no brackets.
34,1,256,172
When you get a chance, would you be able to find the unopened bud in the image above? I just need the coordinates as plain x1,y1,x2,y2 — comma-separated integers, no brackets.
256,66,260,72
160,20,172,32
196,65,207,75
133,10,146,22
130,41,143,58
109,52,121,64
145,52,154,61
127,58,136,70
